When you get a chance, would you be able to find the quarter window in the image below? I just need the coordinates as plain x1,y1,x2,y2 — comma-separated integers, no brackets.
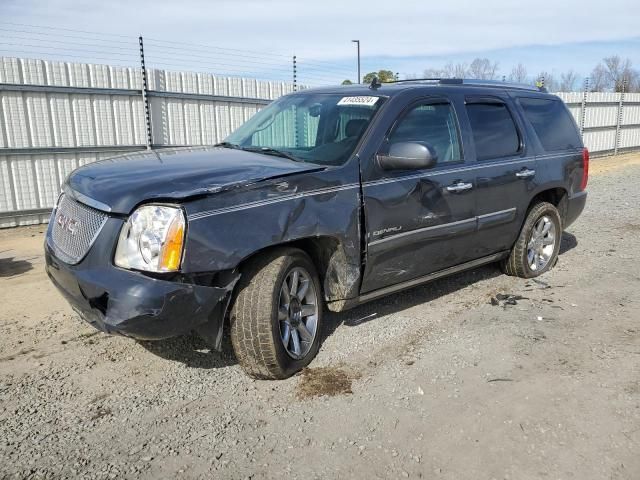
519,97,582,151
466,102,521,160
388,103,462,164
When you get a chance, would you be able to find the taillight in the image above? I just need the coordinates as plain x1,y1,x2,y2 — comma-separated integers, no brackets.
580,147,589,191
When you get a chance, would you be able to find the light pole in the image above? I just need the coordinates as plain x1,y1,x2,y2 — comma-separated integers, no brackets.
351,40,360,84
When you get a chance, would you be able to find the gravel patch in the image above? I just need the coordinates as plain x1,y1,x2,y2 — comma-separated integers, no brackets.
1,153,639,479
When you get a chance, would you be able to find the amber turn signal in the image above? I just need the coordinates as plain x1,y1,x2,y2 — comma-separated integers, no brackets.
159,216,185,271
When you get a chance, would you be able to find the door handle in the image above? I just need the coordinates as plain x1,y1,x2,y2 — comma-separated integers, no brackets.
446,182,473,192
515,168,536,178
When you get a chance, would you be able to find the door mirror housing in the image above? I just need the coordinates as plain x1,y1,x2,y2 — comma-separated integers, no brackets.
377,142,437,170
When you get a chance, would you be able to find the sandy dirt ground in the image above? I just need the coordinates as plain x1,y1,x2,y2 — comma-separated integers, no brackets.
0,153,639,479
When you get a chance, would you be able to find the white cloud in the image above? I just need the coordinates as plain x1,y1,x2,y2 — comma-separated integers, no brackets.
2,0,639,59
1,0,639,85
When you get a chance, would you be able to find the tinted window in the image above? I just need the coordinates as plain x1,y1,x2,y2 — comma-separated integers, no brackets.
519,98,582,151
466,102,520,160
225,94,384,166
336,107,376,142
388,103,461,163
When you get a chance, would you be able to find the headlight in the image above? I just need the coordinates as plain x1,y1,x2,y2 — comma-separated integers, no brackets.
114,205,186,272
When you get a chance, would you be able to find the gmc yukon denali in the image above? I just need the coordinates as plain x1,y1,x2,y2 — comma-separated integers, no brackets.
45,79,588,379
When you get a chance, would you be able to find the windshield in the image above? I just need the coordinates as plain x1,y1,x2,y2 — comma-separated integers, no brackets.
224,93,385,166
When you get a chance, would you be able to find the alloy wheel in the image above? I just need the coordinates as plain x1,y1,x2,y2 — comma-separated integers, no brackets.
278,267,319,359
527,215,556,271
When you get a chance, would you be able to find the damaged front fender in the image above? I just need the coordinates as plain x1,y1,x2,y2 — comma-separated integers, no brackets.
182,161,364,308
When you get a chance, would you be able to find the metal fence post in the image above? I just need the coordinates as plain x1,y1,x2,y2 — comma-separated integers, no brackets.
139,36,153,149
614,79,627,156
292,55,297,92
580,78,589,138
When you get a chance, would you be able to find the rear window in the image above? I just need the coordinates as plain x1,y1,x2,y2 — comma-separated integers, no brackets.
466,102,520,160
519,98,582,151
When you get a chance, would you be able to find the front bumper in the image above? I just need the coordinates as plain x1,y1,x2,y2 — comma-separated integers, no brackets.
44,218,231,342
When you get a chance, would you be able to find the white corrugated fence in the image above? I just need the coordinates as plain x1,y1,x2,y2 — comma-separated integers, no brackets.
0,56,295,227
1,56,639,227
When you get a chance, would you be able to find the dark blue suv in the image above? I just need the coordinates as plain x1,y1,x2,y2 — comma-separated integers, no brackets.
45,79,588,379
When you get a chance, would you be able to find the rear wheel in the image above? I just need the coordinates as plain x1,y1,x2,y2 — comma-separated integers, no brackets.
501,202,562,278
230,248,323,379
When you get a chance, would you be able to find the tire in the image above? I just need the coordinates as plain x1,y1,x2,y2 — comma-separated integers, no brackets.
501,201,562,278
230,248,323,380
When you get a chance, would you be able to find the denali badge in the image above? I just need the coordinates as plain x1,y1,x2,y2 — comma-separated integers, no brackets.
56,213,79,235
372,226,402,237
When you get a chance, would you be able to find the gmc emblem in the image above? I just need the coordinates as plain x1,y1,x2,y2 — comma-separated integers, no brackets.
56,213,79,235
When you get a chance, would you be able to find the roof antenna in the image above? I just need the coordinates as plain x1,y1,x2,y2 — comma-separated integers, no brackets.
369,76,381,90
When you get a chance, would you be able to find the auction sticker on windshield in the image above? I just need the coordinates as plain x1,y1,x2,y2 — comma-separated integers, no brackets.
337,96,380,106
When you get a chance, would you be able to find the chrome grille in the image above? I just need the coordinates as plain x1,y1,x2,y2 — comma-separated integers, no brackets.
50,194,108,265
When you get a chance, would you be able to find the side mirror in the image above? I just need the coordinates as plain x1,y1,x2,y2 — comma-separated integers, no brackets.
377,142,437,170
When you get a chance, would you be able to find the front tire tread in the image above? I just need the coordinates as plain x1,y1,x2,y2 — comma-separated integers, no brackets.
230,248,321,380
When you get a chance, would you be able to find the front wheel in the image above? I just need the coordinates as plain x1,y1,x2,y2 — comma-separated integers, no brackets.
501,201,562,278
230,248,323,379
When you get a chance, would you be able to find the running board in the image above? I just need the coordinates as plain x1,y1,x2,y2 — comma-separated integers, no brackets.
332,251,509,310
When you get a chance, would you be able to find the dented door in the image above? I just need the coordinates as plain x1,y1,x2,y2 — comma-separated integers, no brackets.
359,94,478,293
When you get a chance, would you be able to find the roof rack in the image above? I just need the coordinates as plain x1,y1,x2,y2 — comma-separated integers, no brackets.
385,78,546,93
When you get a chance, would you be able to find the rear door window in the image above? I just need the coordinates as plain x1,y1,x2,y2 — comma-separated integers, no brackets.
465,101,521,160
519,97,582,151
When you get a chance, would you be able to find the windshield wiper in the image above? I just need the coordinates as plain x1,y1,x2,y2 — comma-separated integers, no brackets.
214,142,241,149
216,143,301,162
242,146,300,162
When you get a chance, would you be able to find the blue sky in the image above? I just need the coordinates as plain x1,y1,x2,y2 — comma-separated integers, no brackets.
366,37,640,81
1,0,639,86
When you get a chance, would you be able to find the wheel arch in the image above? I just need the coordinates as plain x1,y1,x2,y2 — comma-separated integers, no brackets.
235,235,361,305
527,186,569,226
504,186,568,253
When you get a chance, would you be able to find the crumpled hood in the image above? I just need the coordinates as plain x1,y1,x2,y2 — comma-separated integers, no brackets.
65,147,324,214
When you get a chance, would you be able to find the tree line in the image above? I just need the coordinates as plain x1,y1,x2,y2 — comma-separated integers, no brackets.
342,55,640,92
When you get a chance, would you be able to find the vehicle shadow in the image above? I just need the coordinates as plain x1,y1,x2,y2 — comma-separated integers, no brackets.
324,263,503,335
325,231,578,335
560,231,578,255
0,256,33,278
137,332,237,369
141,232,578,370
